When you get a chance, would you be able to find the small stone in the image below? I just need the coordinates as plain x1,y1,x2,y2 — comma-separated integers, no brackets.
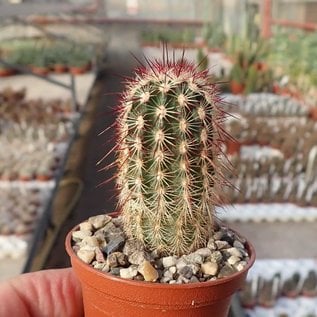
72,230,92,242
123,239,144,256
107,253,119,268
177,275,189,284
184,253,204,264
226,248,243,258
238,248,249,258
176,258,188,271
117,252,129,266
79,221,93,231
227,255,240,265
169,266,177,274
194,248,212,258
94,229,106,242
234,261,247,272
110,267,120,276
102,264,110,272
179,266,193,279
221,233,234,245
112,216,123,227
107,252,128,268
209,251,223,264
80,244,96,252
163,270,174,279
207,238,217,250
133,274,145,281
93,262,107,270
81,236,99,247
162,256,177,268
201,262,218,276
218,264,236,278
95,247,106,263
128,250,147,265
215,240,230,250
187,263,200,275
103,235,125,255
89,215,112,230
138,260,159,282
154,258,163,269
77,249,95,264
160,276,171,283
120,266,138,279
99,240,108,249
105,227,124,240
189,276,200,283
233,240,245,249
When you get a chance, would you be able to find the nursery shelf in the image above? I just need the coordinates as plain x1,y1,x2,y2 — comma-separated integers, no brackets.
218,204,317,222
242,259,317,317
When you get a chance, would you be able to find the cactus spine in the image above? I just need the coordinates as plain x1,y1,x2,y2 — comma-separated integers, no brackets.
116,55,228,256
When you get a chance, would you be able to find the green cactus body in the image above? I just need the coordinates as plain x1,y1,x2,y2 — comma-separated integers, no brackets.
116,57,228,256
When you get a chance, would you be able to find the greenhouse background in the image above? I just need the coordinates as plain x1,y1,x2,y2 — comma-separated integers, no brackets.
0,1,317,316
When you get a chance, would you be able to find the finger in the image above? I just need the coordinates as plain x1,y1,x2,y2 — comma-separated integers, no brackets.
0,268,83,317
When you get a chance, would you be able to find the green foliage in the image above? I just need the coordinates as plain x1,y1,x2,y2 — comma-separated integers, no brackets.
202,23,226,50
196,48,209,72
0,38,93,69
116,58,228,256
141,29,196,45
227,37,272,93
268,27,317,93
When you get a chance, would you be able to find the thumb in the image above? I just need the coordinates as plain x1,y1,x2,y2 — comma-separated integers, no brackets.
0,268,83,317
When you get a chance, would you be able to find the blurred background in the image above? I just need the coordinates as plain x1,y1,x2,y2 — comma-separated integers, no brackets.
0,0,317,316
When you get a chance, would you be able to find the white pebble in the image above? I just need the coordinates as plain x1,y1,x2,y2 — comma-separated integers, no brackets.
201,262,218,276
227,255,240,265
72,230,92,241
77,249,95,264
162,256,177,268
79,221,93,231
120,266,138,279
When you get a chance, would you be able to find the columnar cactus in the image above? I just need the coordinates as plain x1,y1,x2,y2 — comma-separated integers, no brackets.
115,55,229,256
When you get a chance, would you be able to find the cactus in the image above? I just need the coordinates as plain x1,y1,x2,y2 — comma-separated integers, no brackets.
115,54,230,256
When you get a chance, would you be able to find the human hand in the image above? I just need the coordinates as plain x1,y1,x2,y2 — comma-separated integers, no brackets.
0,268,83,317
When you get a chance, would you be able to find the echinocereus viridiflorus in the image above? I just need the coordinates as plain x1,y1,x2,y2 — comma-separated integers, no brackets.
114,52,230,256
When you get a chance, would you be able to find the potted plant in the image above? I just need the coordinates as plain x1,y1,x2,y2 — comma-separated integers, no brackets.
66,53,255,317
30,48,50,76
229,63,245,94
68,47,92,75
47,45,68,74
0,50,21,77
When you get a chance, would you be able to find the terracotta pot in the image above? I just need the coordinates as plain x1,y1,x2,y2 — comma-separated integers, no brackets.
230,81,245,95
0,68,16,77
36,174,52,181
309,107,317,121
31,66,49,76
66,213,255,317
53,64,68,74
69,65,88,75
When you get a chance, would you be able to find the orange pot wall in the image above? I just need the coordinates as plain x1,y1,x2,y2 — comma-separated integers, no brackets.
66,221,255,317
